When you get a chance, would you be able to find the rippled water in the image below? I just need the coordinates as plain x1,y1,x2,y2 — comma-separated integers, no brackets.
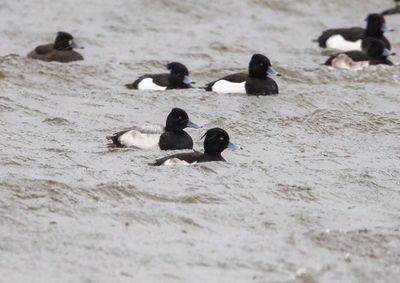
1,0,400,282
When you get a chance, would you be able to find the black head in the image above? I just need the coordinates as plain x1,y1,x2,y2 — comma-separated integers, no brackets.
53,31,82,51
248,54,279,78
365,14,388,36
201,128,231,156
166,62,193,86
165,108,200,132
365,38,394,58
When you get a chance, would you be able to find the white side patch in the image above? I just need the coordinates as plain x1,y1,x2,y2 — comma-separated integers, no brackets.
212,80,246,94
162,158,197,166
326,35,362,51
119,130,160,149
137,78,167,91
331,54,369,70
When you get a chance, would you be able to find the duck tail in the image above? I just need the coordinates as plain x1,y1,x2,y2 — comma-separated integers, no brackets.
125,83,135,89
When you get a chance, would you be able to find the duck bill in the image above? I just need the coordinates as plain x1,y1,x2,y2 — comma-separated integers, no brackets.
183,75,195,85
267,66,280,77
381,23,393,33
382,48,395,57
70,40,84,49
186,120,202,129
227,142,241,150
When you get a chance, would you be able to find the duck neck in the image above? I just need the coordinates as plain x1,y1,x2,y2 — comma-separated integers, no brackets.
248,66,266,79
165,126,184,133
365,23,384,37
168,75,185,88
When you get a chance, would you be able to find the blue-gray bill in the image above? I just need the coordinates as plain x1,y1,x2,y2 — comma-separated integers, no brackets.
382,48,396,57
228,142,241,150
183,76,195,85
267,66,280,77
187,120,202,129
381,23,394,33
71,41,84,49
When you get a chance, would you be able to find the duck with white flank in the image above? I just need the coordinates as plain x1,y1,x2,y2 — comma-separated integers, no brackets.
126,62,194,90
205,54,280,95
107,108,201,150
316,14,392,51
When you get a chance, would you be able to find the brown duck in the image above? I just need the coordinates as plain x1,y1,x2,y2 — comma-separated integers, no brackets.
27,31,84,63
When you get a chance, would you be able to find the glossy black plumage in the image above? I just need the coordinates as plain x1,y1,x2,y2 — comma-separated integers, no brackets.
317,14,391,50
151,128,237,166
126,62,193,90
205,54,279,95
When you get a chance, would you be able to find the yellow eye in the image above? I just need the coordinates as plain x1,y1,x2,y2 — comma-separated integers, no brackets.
219,137,224,141
260,63,264,67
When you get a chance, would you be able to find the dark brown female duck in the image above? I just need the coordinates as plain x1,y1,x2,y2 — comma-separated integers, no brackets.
28,31,84,63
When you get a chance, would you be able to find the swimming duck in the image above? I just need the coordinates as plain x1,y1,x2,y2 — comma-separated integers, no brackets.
316,13,392,51
125,62,194,90
27,31,84,63
107,108,201,150
205,54,279,95
151,128,240,166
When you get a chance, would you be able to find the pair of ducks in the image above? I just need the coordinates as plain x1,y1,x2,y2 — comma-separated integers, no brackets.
106,108,240,166
126,54,280,95
27,32,280,96
316,13,396,69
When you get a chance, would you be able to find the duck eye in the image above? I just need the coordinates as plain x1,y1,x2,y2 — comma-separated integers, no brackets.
219,136,224,141
260,63,264,67
178,116,182,120
68,40,73,45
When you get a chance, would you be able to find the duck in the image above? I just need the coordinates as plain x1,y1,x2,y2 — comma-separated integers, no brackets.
106,108,201,150
150,128,240,166
204,54,280,95
125,62,194,90
316,13,392,51
382,0,400,15
325,38,395,68
27,31,84,63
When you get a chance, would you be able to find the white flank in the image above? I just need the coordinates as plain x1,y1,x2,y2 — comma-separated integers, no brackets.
211,80,246,94
162,158,197,166
326,35,362,51
331,54,369,71
119,130,160,149
137,78,167,91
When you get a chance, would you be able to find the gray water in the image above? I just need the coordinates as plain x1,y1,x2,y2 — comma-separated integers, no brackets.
1,0,400,282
